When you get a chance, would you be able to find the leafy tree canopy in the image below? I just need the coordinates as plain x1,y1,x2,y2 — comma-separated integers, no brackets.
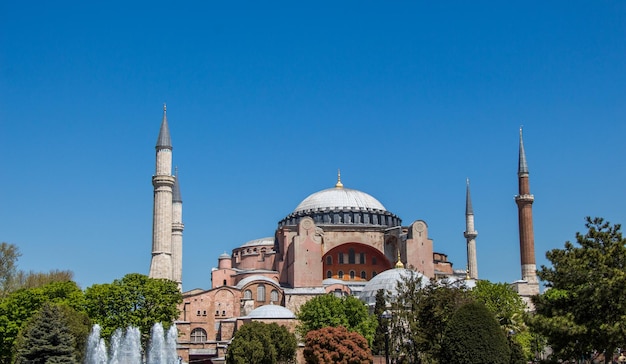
441,301,510,364
531,217,626,363
390,273,471,363
0,280,85,363
226,321,297,364
84,273,182,349
303,326,373,364
15,302,79,364
297,294,377,345
0,242,21,297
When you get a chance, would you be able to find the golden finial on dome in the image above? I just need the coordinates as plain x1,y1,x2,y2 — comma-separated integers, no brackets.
465,267,470,280
335,169,344,189
395,249,404,269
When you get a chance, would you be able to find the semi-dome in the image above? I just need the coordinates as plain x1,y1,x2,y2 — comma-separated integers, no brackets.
293,187,386,213
358,268,428,306
246,304,295,319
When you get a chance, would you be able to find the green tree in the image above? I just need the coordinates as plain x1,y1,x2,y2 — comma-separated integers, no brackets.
390,273,471,363
371,289,388,356
226,321,297,364
303,326,373,364
440,301,510,364
470,280,532,359
0,243,21,297
14,302,78,364
84,273,182,349
0,281,85,363
530,217,626,363
297,294,377,345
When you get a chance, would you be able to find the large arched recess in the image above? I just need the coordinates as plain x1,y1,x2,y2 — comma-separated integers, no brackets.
323,243,392,281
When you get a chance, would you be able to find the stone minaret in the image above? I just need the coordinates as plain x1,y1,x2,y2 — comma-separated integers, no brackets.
171,168,184,290
515,128,538,286
463,179,478,279
149,104,175,280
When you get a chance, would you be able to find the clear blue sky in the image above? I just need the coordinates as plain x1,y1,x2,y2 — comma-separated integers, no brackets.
2,2,624,291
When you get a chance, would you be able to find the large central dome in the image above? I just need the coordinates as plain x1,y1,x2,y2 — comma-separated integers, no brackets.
278,174,401,228
293,187,386,213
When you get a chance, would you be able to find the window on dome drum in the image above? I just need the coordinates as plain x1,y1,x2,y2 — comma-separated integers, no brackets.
191,328,207,343
349,271,355,280
338,271,344,279
257,285,266,302
361,271,366,279
327,270,332,279
326,256,332,265
244,289,252,300
339,253,344,264
348,248,355,264
270,290,278,303
360,253,365,264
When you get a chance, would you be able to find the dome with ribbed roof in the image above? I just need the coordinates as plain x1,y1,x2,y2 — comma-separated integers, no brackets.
246,304,295,319
358,268,428,306
293,187,386,213
278,174,401,228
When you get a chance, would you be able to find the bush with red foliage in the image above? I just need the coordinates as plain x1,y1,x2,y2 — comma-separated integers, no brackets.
303,326,373,364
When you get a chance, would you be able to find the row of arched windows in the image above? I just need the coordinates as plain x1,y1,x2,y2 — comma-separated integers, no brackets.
242,285,279,302
326,249,376,265
327,270,377,280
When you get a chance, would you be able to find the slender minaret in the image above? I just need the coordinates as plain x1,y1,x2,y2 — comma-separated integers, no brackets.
149,104,175,280
171,168,184,290
463,179,478,279
515,128,538,285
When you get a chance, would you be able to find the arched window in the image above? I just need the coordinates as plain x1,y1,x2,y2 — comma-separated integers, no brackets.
339,253,344,264
349,271,355,280
348,248,355,264
372,271,377,277
326,256,332,265
338,271,344,279
190,328,207,343
270,290,279,303
257,284,266,302
327,270,332,279
372,257,377,265
360,271,366,279
223,279,227,286
244,289,252,300
360,252,365,264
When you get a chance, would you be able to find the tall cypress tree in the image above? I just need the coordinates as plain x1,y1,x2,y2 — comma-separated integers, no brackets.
372,289,388,355
15,302,77,364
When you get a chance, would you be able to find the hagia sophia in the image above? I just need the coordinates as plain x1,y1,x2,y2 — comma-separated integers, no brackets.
147,105,539,363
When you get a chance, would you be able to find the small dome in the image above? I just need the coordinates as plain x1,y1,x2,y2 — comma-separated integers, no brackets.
358,268,427,306
218,253,231,260
240,237,274,248
294,187,386,213
247,304,295,319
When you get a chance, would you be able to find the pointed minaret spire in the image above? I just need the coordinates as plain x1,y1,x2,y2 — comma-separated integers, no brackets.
518,127,528,176
150,105,175,282
173,166,182,203
515,127,539,291
171,166,184,291
156,103,172,149
335,169,344,189
465,178,474,215
464,179,478,279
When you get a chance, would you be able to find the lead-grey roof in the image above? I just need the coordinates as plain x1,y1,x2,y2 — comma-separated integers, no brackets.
358,268,427,306
156,105,172,149
518,127,529,175
245,305,295,319
294,187,386,213
173,173,182,203
240,237,274,248
235,275,279,289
